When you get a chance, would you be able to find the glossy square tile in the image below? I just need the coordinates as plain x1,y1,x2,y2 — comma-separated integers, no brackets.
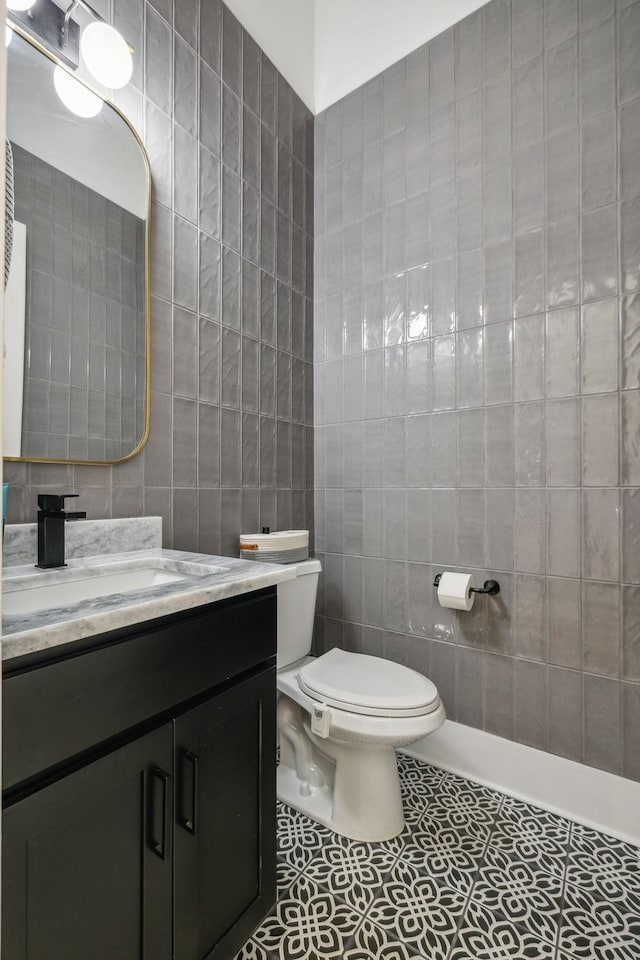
547,489,581,578
546,127,579,222
546,398,580,486
515,489,545,574
483,0,511,81
581,394,619,486
581,299,619,394
485,488,515,571
583,674,621,774
621,196,640,294
513,57,543,148
546,218,579,308
582,577,620,675
622,390,640,484
515,401,545,486
514,143,544,234
514,230,545,318
546,36,578,133
620,96,640,202
546,307,579,398
456,329,483,409
618,2,640,104
581,111,617,211
514,316,545,402
582,204,618,301
484,321,513,405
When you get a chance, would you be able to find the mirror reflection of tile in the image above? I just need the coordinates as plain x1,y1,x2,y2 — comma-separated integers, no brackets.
10,143,145,462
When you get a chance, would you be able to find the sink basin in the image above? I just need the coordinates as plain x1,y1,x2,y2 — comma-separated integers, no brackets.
3,558,219,617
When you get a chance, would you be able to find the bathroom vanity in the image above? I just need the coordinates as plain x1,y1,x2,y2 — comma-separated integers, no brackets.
1,524,295,960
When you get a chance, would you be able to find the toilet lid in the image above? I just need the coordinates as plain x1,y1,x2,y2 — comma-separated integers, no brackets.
298,648,440,718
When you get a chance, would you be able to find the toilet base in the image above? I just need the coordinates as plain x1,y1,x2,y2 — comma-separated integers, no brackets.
277,764,335,832
277,737,406,842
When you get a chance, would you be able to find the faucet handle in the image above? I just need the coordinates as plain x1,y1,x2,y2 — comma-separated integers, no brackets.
37,493,80,512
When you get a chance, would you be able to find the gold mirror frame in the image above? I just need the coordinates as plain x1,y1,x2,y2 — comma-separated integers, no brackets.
4,22,151,467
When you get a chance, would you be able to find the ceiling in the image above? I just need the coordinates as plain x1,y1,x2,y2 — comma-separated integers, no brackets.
224,0,492,113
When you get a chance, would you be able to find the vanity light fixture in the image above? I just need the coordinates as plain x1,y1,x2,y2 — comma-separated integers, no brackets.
8,0,133,89
53,64,103,118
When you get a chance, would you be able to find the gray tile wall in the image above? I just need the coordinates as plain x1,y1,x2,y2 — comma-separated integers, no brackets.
6,0,314,555
12,143,146,462
314,0,640,781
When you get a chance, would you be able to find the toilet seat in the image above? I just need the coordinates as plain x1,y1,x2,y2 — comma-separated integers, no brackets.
298,648,440,718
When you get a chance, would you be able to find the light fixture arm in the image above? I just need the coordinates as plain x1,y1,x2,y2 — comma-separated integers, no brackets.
61,0,79,48
61,0,133,54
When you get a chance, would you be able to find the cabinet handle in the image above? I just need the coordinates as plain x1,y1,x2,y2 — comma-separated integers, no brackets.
180,750,199,836
149,767,170,861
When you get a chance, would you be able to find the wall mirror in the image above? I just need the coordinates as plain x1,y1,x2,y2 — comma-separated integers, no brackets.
3,26,150,464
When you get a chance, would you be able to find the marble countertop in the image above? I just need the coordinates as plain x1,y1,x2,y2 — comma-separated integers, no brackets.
2,548,296,661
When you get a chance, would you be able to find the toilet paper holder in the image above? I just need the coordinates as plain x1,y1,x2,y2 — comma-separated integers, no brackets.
433,574,500,596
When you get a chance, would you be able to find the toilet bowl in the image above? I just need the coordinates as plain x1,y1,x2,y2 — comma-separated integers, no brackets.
275,560,446,842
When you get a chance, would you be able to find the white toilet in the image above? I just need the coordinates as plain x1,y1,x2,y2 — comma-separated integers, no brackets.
276,559,446,842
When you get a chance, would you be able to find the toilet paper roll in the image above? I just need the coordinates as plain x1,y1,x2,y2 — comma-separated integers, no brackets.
437,572,475,611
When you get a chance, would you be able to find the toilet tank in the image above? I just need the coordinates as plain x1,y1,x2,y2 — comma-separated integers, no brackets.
277,559,322,669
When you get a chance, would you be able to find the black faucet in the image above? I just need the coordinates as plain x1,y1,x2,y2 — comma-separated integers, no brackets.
36,494,87,569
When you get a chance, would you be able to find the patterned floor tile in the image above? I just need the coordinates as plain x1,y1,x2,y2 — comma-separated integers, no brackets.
496,796,572,841
396,755,447,789
486,835,570,882
489,798,571,879
236,754,640,960
566,823,640,900
301,841,397,913
342,918,429,960
398,758,447,828
471,846,564,945
366,870,466,959
250,875,362,960
401,792,430,829
277,802,334,873
234,939,271,960
558,881,640,960
276,855,304,891
420,798,496,836
440,773,504,816
449,899,556,960
397,812,489,894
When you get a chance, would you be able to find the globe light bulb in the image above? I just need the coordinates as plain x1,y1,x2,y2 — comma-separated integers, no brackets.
7,0,36,11
53,66,103,119
80,22,133,89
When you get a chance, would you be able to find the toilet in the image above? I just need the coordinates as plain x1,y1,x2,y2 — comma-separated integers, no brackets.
276,559,446,842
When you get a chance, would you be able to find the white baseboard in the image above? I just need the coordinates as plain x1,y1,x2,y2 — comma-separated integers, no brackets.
401,720,640,846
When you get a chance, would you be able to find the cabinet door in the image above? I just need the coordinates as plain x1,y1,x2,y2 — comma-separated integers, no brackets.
174,668,277,960
2,724,173,960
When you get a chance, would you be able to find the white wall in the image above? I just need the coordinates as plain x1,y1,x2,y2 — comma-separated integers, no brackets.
314,0,492,113
223,0,315,111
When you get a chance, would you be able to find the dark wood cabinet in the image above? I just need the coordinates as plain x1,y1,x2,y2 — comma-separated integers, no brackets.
3,724,174,960
2,589,277,960
174,671,276,960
